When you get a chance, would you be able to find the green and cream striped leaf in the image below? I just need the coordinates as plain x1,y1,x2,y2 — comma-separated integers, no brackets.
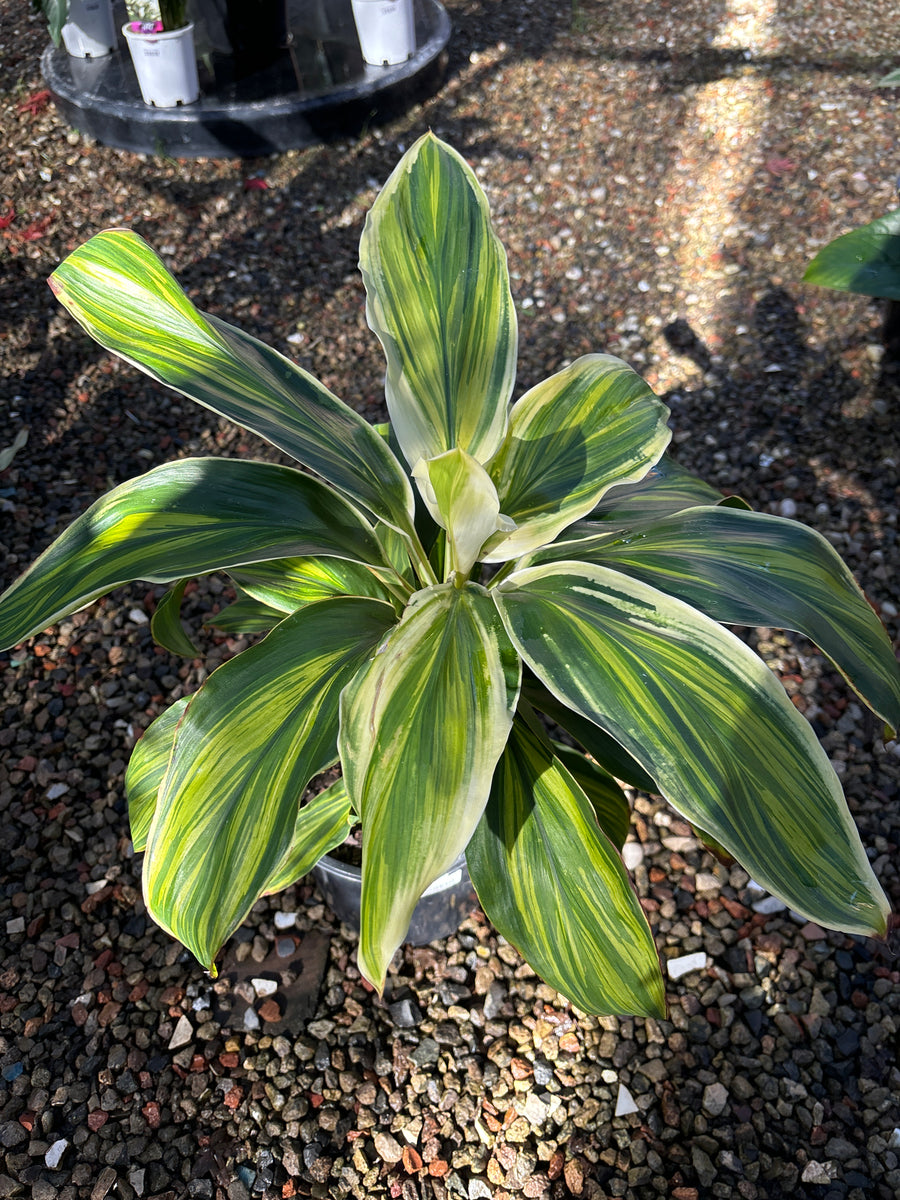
466,714,664,1017
359,132,516,469
494,562,889,936
0,458,384,649
339,582,521,991
589,453,730,527
229,555,395,614
150,580,200,658
412,448,514,578
49,230,415,532
482,355,671,562
550,741,632,850
521,674,658,794
144,597,397,971
574,505,900,731
206,595,285,635
263,777,353,895
125,698,190,853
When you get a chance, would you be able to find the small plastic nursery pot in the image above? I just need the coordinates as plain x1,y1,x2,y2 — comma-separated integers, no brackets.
121,21,200,107
311,852,477,945
351,0,416,66
62,0,116,57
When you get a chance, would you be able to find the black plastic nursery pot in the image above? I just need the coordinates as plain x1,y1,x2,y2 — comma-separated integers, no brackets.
311,853,477,945
41,0,451,157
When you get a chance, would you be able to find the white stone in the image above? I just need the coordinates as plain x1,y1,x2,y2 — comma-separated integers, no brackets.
46,782,69,800
702,1082,729,1117
614,1083,639,1116
252,977,278,997
5,917,24,935
801,1161,837,1185
523,1093,548,1125
888,1128,900,1150
273,911,297,929
667,952,708,980
167,1014,193,1049
128,608,149,624
752,895,786,915
45,1139,68,1169
694,872,720,893
779,498,797,517
128,1167,146,1196
243,1007,260,1031
85,878,108,895
621,842,643,870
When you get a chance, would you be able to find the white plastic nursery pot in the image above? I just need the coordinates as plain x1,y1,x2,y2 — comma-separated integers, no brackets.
121,21,200,108
61,0,116,58
311,852,477,945
350,0,416,66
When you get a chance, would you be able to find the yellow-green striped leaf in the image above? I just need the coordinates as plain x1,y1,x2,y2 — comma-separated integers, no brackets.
588,453,728,527
412,448,514,578
125,698,190,853
150,580,200,658
494,562,890,937
0,458,383,649
206,595,285,634
49,230,415,533
144,597,397,971
359,133,516,468
550,741,632,850
229,555,395,613
578,505,900,731
467,714,664,1017
521,674,658,794
263,777,353,895
482,355,671,562
339,582,521,990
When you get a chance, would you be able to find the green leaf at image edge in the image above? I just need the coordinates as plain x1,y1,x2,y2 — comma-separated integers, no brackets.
467,714,665,1018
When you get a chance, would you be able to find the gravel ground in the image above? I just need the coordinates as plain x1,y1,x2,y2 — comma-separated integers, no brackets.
2,1,900,1198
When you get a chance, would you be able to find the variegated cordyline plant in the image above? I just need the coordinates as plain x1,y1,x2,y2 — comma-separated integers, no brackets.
1,134,898,1019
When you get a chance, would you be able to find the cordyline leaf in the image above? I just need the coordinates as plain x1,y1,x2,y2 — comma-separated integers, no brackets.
412,448,513,578
482,355,671,562
592,453,730,524
151,579,200,657
550,741,632,850
340,582,520,991
521,673,658,794
264,777,353,895
575,505,900,732
145,597,397,972
359,132,516,469
125,698,190,853
206,595,285,634
467,713,664,1017
49,230,415,533
803,208,900,300
494,562,890,937
229,555,395,613
0,458,384,649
